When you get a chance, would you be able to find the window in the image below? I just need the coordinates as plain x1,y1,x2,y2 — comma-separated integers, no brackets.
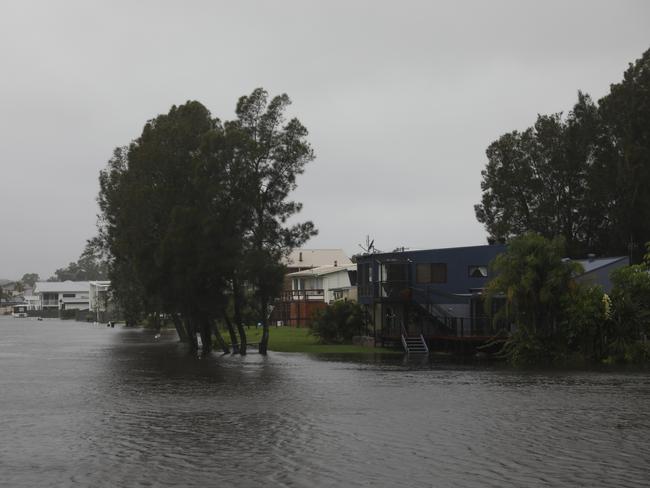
416,264,431,283
468,265,488,278
416,263,447,284
431,263,447,283
62,293,76,298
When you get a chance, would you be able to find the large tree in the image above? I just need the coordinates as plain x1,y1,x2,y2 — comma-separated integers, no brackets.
475,93,600,256
476,47,650,260
97,89,315,354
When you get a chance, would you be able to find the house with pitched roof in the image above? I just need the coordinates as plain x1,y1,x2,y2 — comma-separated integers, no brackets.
34,281,90,310
273,249,354,326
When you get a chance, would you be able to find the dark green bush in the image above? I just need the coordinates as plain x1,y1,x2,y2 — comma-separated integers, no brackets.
310,301,367,344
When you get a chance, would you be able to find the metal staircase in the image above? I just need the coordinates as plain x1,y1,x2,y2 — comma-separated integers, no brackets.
401,332,429,355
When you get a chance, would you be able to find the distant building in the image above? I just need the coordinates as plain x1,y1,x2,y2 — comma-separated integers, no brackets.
34,281,90,311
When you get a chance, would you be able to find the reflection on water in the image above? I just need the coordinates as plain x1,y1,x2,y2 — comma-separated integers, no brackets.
1,317,649,487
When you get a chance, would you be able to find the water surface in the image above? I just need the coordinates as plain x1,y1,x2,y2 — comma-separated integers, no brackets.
1,317,649,487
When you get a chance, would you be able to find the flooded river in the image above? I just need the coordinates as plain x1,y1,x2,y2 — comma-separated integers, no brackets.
1,317,649,487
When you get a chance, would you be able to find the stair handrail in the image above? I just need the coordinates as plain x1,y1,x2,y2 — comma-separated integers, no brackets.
419,334,429,354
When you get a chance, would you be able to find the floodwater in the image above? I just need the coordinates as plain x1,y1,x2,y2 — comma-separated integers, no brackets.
1,318,649,487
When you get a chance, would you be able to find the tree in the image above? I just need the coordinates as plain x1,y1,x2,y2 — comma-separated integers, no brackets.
96,89,316,355
596,47,650,262
485,233,582,364
48,240,109,281
226,89,316,354
476,47,650,260
310,301,366,344
20,273,39,288
475,93,600,256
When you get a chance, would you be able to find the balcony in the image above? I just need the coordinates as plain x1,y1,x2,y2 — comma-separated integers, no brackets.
280,289,324,302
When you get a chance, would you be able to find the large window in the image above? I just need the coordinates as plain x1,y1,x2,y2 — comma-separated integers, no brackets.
468,265,488,278
416,263,447,284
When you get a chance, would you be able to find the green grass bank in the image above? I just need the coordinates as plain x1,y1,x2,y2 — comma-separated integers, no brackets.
244,326,399,354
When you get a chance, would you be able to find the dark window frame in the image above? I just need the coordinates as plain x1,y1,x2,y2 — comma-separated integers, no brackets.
415,263,447,284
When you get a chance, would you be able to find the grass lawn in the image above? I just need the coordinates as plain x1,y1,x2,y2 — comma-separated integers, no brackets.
243,326,400,354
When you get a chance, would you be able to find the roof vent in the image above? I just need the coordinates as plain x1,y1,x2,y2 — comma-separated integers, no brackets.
587,253,596,262
334,260,338,267
299,252,303,262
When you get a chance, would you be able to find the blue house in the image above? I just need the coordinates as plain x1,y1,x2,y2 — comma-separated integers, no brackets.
356,244,507,344
357,244,630,348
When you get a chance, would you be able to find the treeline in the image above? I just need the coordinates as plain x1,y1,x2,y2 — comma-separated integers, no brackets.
486,233,650,366
476,48,650,261
47,239,108,282
96,89,315,354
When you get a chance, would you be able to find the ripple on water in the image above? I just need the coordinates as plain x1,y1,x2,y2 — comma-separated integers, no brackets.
1,318,649,487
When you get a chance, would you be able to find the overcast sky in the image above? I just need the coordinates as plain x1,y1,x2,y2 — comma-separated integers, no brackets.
1,0,649,280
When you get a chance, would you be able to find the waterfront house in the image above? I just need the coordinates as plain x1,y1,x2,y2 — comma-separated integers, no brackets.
273,249,354,326
34,281,90,311
356,244,507,343
357,244,632,348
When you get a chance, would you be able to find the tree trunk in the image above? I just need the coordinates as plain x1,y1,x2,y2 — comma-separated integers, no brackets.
211,319,230,354
185,317,198,353
200,318,213,354
223,312,240,354
259,295,269,355
233,277,247,355
172,313,188,343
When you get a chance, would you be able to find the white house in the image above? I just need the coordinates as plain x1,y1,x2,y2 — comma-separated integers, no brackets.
286,264,358,304
33,281,90,310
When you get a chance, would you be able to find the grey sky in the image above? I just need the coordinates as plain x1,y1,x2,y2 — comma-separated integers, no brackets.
1,0,649,280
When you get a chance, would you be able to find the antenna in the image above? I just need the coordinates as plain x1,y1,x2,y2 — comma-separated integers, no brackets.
358,235,379,254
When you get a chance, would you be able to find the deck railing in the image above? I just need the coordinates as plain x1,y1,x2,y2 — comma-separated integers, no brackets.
280,289,325,302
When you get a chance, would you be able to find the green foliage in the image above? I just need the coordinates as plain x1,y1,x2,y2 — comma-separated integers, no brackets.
486,233,581,335
565,285,608,360
476,47,650,259
20,273,39,288
96,89,316,353
48,240,108,282
310,301,367,344
610,262,650,341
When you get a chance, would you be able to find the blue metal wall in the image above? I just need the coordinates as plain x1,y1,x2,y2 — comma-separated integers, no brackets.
357,244,506,304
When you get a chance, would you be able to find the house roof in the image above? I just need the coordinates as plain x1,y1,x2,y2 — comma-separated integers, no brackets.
34,281,90,293
284,249,352,269
287,264,356,278
575,256,628,274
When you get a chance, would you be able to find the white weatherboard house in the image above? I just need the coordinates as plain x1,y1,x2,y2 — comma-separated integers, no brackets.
34,281,90,310
287,264,358,303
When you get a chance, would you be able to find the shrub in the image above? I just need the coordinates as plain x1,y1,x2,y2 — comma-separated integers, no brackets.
310,301,367,344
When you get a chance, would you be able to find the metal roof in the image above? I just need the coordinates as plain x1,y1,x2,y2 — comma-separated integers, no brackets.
287,264,356,278
575,256,628,274
284,249,352,269
34,281,90,293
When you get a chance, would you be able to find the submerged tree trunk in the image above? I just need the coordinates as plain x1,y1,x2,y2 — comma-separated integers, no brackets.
185,317,198,353
259,295,269,355
223,313,240,354
200,318,213,354
211,319,230,354
172,313,189,343
232,278,247,355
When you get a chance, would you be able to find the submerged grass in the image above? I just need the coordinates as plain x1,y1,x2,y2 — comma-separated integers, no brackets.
243,326,399,354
